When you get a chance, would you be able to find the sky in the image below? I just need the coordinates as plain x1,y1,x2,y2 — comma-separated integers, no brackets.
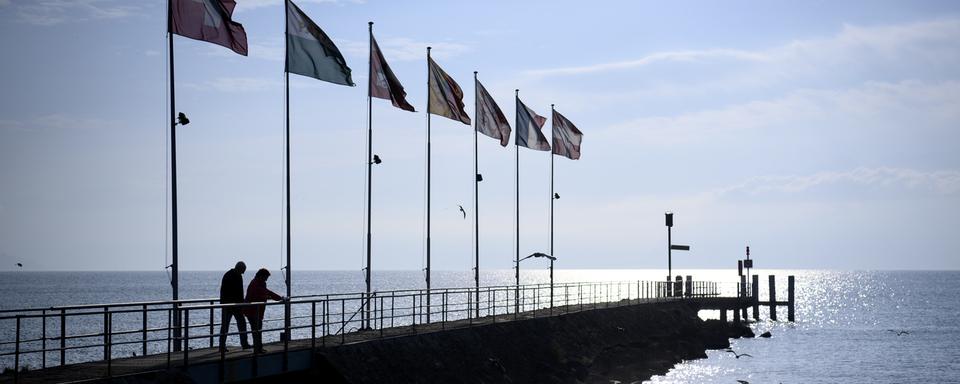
0,0,958,272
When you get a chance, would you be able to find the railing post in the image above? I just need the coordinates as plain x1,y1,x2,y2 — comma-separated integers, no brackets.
492,289,496,323
183,308,190,369
142,304,148,357
788,275,796,322
686,275,692,298
769,275,777,321
60,309,66,367
341,300,346,344
323,300,328,348
41,310,47,369
103,307,109,362
208,302,214,348
752,275,760,320
106,311,112,378
14,315,20,383
311,301,317,349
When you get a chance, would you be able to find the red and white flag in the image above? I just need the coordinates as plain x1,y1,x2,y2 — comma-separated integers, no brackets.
170,0,248,56
552,109,583,160
475,79,511,146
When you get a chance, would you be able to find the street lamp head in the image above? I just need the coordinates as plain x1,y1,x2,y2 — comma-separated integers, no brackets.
553,193,560,199
176,112,190,126
665,212,673,227
372,154,382,164
476,173,483,182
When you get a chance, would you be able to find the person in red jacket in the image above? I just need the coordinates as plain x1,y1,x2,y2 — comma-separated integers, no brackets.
243,268,284,353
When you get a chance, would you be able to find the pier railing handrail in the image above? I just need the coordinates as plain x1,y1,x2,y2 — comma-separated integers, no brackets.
1,278,732,381
0,280,645,317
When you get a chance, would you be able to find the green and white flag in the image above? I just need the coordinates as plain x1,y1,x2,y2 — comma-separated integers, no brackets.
285,0,354,86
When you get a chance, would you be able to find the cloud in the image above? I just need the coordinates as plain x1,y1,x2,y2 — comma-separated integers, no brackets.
525,18,960,78
13,0,141,26
340,37,470,61
599,80,960,145
0,114,120,132
234,0,364,12
184,77,282,93
710,167,960,198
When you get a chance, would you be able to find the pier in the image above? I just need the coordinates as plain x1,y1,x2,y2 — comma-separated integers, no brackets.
0,277,794,383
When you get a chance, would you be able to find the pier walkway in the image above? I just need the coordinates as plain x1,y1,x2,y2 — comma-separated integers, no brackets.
0,277,793,383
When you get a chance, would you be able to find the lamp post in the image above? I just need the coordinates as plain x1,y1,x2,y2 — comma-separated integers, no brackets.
516,252,555,314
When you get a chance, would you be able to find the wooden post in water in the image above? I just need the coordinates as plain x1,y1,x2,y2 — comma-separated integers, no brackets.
720,308,727,323
751,274,759,320
787,275,795,322
733,303,741,325
740,274,748,320
768,275,777,321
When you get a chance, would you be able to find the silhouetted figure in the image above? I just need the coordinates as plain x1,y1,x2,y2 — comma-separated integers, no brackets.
219,261,250,351
243,268,283,353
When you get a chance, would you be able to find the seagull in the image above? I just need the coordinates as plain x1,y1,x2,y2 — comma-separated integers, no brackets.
16,263,22,269
736,380,750,384
458,205,466,219
887,329,910,336
725,349,752,359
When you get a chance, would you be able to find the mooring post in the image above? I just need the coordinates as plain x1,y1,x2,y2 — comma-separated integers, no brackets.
740,274,748,319
788,275,795,322
674,276,682,298
751,274,759,320
769,275,777,321
720,308,727,323
685,275,692,297
733,303,741,325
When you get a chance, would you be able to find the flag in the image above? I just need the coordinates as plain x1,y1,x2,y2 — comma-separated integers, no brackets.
516,98,550,151
428,57,471,125
475,80,511,146
286,0,354,86
552,110,583,160
370,35,415,111
170,0,248,56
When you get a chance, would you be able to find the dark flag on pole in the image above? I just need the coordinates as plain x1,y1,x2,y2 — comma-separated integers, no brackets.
370,35,415,112
428,57,471,125
170,0,248,56
516,98,550,151
475,80,511,146
286,0,354,86
552,109,583,160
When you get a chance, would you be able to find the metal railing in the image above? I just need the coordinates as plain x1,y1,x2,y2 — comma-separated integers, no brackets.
0,278,720,380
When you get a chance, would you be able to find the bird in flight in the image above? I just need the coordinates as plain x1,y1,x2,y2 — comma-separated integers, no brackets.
736,380,750,384
16,263,22,269
458,205,466,219
725,349,752,359
887,329,910,336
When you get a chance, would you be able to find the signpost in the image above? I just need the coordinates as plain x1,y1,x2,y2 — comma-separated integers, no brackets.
665,212,690,296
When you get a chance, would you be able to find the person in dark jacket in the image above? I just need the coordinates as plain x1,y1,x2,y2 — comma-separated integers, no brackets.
218,261,250,351
243,268,284,353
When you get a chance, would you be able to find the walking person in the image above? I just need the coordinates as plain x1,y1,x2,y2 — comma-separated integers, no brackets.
219,261,251,351
243,268,284,353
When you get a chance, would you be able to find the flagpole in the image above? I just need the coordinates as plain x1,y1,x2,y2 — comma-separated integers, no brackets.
550,104,555,309
283,0,292,340
364,21,374,331
167,0,182,353
473,71,480,318
514,89,520,315
425,46,432,323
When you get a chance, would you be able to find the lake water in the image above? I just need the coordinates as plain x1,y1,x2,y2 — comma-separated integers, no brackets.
1,269,958,382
